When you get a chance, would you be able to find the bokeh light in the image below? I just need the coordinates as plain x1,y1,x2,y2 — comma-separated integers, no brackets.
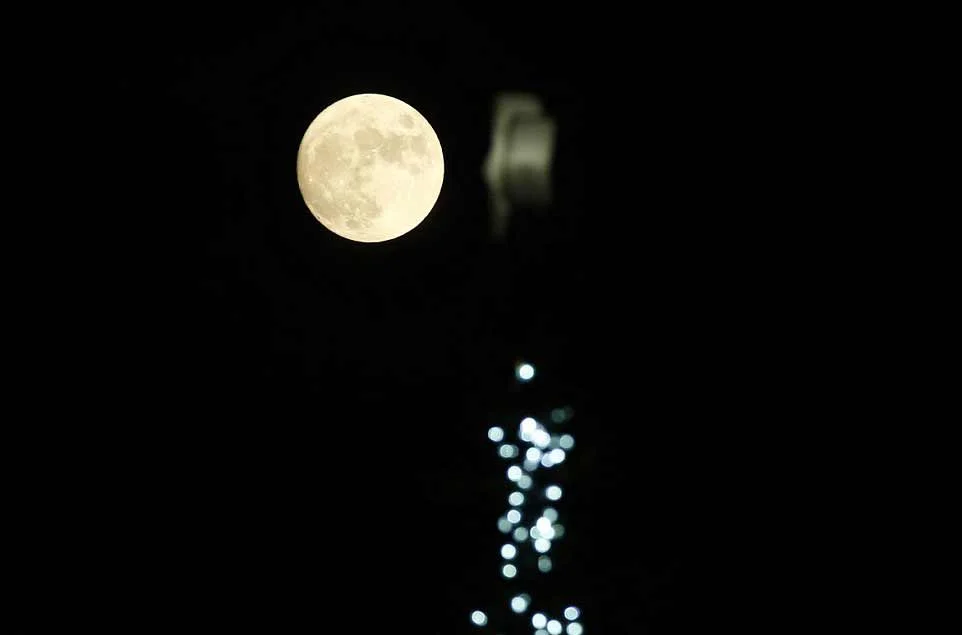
564,606,580,620
487,426,504,442
538,555,552,572
546,485,562,501
532,613,548,629
470,610,487,626
502,563,517,578
509,491,525,506
567,622,583,635
517,363,535,381
506,509,522,524
501,543,517,559
547,619,563,635
510,594,530,613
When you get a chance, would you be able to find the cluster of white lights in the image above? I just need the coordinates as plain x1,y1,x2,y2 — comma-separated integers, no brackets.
472,361,584,633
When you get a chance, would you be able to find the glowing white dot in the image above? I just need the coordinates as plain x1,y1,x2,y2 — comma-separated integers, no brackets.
546,485,562,501
529,525,541,540
501,543,517,559
470,610,487,626
536,516,553,533
512,526,529,542
567,623,583,635
540,454,555,468
520,417,537,435
518,474,533,490
547,620,563,635
507,509,522,524
510,594,529,613
509,491,525,506
497,516,513,533
549,448,566,464
559,434,575,450
532,613,548,629
538,555,552,572
537,519,556,540
526,447,542,462
564,606,581,620
502,563,517,578
524,458,541,472
507,465,523,481
553,523,565,538
499,444,518,459
487,426,504,442
542,507,558,522
517,363,535,381
534,538,551,553
532,429,551,448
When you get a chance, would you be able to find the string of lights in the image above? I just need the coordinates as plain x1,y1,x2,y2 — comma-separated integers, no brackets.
471,362,584,635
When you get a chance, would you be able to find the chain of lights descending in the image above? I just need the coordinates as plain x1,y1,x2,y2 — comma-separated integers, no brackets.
470,362,585,635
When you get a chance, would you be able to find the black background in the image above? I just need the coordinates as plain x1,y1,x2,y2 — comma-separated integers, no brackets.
3,5,765,634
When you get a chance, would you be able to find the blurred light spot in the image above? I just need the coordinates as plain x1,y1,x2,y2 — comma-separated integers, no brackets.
542,507,558,522
518,474,533,490
553,523,565,538
471,610,487,626
517,363,535,381
559,434,575,450
534,538,551,553
526,447,542,462
532,429,551,448
502,563,517,578
509,491,525,506
564,606,580,620
549,434,562,448
501,543,517,559
536,516,553,534
513,526,529,542
499,444,518,459
510,594,529,613
533,613,548,629
497,517,513,533
507,509,521,524
537,518,555,540
550,408,566,423
546,485,562,501
488,426,504,442
567,623,583,635
548,620,563,635
507,465,523,481
524,458,541,472
538,555,552,572
540,454,555,468
529,525,541,540
549,448,566,464
520,417,537,440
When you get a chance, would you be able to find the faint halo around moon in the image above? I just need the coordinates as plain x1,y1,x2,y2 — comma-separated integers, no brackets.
296,93,444,243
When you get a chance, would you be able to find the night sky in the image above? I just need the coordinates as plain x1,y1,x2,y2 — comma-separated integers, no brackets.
4,6,756,634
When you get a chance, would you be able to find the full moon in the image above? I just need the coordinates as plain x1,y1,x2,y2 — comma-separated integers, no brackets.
296,93,444,243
